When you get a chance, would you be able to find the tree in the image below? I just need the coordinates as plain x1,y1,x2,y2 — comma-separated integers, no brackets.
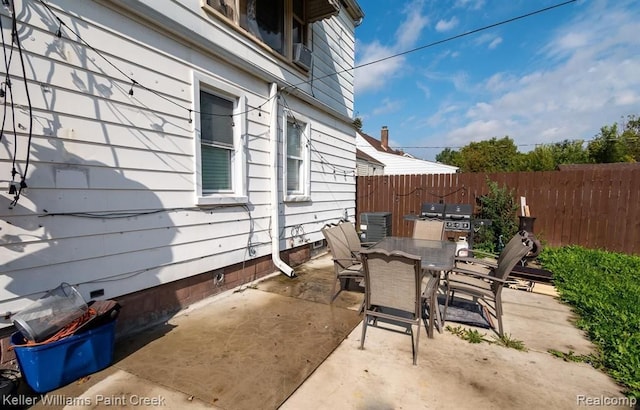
435,147,462,167
458,137,521,172
620,115,640,161
588,123,628,163
521,139,590,171
434,114,638,171
521,145,556,171
352,117,363,131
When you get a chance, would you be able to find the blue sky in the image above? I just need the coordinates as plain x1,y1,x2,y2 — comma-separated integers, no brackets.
353,0,640,160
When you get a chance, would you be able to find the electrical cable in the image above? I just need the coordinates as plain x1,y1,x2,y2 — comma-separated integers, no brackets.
0,11,15,145
1,9,22,203
36,0,276,121
282,1,578,94
280,93,355,174
9,0,34,208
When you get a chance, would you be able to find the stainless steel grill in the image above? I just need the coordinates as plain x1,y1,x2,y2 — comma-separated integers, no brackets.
443,203,473,231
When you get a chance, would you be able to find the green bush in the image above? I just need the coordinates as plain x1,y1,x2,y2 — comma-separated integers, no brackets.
538,246,640,398
474,179,519,253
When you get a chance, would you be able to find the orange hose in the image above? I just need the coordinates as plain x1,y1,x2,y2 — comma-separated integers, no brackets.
12,307,98,348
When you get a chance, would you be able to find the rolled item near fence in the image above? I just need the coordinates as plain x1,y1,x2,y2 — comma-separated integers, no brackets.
12,283,89,343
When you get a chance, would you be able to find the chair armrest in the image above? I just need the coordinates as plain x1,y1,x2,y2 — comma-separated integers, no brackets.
333,257,361,266
360,242,377,248
446,266,510,284
466,249,498,259
455,256,498,269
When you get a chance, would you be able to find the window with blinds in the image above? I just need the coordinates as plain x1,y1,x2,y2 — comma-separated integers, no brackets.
286,119,304,194
200,91,234,193
194,72,247,206
284,114,310,201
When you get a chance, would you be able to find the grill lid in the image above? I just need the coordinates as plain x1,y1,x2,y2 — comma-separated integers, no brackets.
444,203,473,219
421,203,445,218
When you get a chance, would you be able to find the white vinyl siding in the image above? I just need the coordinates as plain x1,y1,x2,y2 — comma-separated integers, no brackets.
0,0,359,321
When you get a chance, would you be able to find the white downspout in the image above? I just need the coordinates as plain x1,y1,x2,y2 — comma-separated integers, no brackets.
269,83,295,277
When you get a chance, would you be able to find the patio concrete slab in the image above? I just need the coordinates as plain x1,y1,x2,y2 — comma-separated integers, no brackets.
36,288,361,410
19,252,629,410
282,286,626,410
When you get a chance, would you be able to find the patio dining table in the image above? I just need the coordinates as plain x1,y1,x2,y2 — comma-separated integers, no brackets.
368,236,457,336
370,236,457,272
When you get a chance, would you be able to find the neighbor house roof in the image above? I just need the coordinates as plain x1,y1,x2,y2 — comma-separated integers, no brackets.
356,128,458,175
359,132,405,156
356,148,385,166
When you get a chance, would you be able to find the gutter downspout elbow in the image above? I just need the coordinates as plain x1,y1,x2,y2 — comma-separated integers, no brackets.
269,83,295,277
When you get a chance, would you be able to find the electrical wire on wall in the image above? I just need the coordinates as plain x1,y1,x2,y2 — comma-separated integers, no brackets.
0,3,31,208
279,92,355,175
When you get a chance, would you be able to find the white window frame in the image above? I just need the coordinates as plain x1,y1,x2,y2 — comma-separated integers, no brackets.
283,110,311,202
193,72,247,206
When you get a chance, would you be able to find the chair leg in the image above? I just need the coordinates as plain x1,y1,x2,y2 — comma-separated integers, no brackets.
442,284,452,330
430,293,437,337
330,277,340,303
413,323,420,365
496,295,504,336
359,313,368,350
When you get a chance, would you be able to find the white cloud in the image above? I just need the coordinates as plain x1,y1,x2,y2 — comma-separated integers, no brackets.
441,1,640,150
424,70,469,91
426,103,462,127
447,119,508,144
488,37,502,49
354,41,405,93
435,17,459,32
396,4,429,49
355,0,429,94
474,33,502,50
372,98,403,116
417,81,431,98
454,0,485,10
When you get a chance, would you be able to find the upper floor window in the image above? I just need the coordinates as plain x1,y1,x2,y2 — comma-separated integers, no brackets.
242,0,288,55
194,72,247,205
205,0,339,66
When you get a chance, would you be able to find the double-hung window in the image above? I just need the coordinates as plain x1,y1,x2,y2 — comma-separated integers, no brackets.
284,113,311,201
194,73,247,205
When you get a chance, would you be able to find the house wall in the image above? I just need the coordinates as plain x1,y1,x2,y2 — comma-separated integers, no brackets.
0,0,357,335
356,159,384,176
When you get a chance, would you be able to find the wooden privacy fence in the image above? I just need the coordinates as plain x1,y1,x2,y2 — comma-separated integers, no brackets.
356,164,640,256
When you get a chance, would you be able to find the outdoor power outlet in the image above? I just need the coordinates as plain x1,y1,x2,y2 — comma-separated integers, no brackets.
90,289,105,298
214,272,224,286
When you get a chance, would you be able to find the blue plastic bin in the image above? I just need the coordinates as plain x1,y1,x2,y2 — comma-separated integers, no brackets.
10,320,116,393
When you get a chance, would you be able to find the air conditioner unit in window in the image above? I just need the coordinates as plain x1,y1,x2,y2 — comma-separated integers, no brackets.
293,43,313,71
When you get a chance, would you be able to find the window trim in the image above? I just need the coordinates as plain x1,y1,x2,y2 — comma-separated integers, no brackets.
283,110,311,202
193,71,247,206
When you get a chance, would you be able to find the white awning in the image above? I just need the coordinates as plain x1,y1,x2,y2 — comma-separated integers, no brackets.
306,0,340,23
